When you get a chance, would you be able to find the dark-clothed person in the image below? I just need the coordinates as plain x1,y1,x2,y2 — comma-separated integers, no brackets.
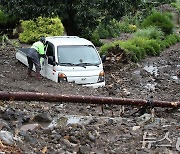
27,37,46,79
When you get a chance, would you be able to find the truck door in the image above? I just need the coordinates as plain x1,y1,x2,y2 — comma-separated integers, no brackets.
44,42,57,82
40,44,48,76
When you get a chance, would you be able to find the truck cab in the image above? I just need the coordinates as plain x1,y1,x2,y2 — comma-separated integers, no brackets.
16,36,105,88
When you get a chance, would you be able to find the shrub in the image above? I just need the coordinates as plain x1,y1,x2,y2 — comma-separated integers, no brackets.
0,10,7,25
163,34,179,46
19,16,64,43
100,42,116,55
95,19,122,39
119,41,143,62
0,10,17,28
147,39,161,55
150,0,176,4
91,31,103,47
171,0,180,11
130,37,159,56
95,19,137,39
133,26,164,39
99,32,178,63
142,11,174,35
118,22,137,33
175,34,180,42
156,39,166,50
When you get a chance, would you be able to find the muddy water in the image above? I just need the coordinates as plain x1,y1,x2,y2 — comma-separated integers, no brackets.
21,115,123,131
143,65,158,76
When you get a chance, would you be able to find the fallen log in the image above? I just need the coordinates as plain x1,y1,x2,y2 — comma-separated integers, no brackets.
0,91,179,108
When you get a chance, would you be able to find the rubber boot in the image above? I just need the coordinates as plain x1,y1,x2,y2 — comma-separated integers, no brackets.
35,72,41,79
27,69,32,77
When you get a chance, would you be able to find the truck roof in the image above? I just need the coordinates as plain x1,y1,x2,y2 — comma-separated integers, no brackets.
45,36,94,47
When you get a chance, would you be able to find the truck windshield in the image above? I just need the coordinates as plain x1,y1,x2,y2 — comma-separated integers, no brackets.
57,45,101,66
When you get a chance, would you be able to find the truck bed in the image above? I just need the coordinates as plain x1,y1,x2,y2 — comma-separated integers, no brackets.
16,48,30,67
18,48,30,55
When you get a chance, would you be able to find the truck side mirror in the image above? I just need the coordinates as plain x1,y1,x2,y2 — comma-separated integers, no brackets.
48,56,56,66
101,55,106,63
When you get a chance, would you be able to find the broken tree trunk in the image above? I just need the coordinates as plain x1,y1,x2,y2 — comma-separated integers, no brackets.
0,91,179,108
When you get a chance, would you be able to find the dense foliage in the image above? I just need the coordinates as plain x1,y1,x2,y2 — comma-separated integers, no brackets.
19,17,64,43
133,26,164,40
141,11,174,35
0,10,17,28
171,0,180,11
100,34,179,62
100,10,179,63
0,0,143,39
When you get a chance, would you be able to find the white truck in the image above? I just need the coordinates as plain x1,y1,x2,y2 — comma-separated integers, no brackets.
16,36,106,88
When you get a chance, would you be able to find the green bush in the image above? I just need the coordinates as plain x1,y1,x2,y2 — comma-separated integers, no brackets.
163,34,179,46
100,42,116,55
142,11,174,35
150,0,176,4
148,39,161,55
175,34,180,42
95,19,122,39
156,39,166,50
91,31,103,47
118,22,137,33
0,10,7,25
157,34,179,50
100,36,163,62
171,0,180,11
119,41,144,62
130,37,160,56
0,10,17,28
95,19,136,39
133,26,164,39
19,16,64,43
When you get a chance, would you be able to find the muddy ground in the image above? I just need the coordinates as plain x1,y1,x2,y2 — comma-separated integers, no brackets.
0,41,180,154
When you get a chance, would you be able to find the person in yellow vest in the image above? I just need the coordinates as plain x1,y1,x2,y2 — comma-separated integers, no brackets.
27,37,47,79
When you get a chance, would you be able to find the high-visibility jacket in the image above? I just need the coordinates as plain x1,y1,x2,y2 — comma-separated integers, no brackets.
31,41,45,55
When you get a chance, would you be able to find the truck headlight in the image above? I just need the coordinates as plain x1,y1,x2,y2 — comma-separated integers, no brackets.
58,73,67,82
98,71,105,83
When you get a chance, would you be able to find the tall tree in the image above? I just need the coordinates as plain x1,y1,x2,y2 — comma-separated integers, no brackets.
1,0,143,37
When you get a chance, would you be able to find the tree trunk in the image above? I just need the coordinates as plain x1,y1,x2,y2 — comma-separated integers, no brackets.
0,91,179,108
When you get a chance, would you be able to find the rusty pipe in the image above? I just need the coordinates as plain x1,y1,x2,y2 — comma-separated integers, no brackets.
0,91,179,108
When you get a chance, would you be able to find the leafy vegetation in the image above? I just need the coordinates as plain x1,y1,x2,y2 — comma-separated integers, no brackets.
141,11,174,35
100,9,179,63
93,19,136,40
19,17,64,43
0,0,144,40
1,1,179,64
171,0,180,11
100,32,180,62
133,26,164,40
0,9,17,28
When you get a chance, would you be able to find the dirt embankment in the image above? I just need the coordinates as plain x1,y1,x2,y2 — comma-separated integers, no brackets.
0,42,179,153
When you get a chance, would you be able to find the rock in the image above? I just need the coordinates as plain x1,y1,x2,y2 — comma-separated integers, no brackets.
33,112,52,122
2,108,30,124
69,136,80,144
137,113,152,124
19,131,36,143
79,145,91,154
2,108,16,121
0,74,5,78
107,118,114,125
62,139,78,148
0,119,9,130
132,126,141,131
0,130,15,145
20,123,40,132
88,132,96,142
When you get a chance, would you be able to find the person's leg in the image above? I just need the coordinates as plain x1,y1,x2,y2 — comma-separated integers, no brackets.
27,57,33,77
32,56,41,79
